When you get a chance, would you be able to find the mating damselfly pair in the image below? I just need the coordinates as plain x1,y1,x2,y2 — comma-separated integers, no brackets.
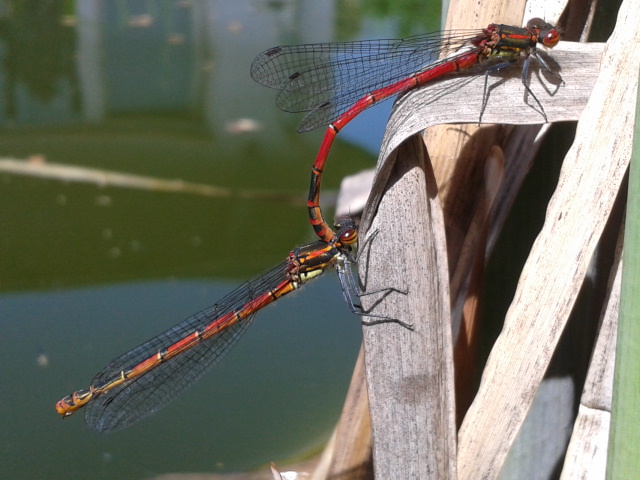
56,18,561,432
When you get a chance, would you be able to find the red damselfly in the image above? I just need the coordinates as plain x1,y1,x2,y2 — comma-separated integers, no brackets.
251,18,561,243
56,218,363,433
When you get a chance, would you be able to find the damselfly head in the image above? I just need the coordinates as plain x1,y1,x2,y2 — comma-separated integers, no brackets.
334,216,358,246
526,18,561,48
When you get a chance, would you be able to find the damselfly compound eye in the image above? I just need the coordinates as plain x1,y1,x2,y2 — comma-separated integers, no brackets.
541,27,561,48
339,227,358,246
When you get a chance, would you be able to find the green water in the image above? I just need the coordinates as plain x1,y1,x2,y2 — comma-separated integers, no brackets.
0,1,440,479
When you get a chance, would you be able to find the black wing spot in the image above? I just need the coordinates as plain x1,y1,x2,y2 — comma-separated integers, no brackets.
264,46,283,57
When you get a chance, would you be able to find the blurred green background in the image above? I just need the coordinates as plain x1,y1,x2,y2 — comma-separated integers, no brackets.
0,1,439,479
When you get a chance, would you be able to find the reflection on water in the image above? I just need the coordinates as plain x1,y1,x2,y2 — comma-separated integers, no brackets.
0,1,438,479
0,1,79,119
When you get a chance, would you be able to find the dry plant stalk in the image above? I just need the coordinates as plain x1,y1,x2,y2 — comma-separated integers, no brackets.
312,0,636,477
